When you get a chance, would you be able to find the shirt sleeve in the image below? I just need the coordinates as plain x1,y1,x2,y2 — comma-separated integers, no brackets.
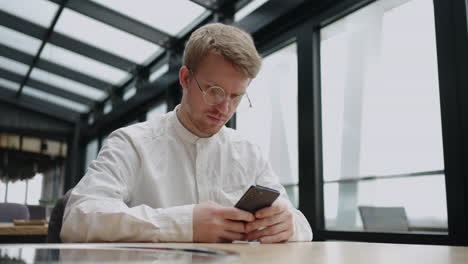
60,129,194,243
253,146,313,242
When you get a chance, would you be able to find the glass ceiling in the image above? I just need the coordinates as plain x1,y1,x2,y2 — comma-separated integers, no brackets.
55,8,162,64
0,56,30,76
92,0,206,36
41,43,130,85
0,25,42,56
0,0,258,120
0,0,58,28
0,77,20,92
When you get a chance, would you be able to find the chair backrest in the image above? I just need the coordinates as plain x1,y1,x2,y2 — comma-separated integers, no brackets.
27,205,46,220
46,189,72,243
358,206,409,232
0,203,30,222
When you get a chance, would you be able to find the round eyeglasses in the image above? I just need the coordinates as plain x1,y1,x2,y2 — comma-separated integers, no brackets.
189,69,252,111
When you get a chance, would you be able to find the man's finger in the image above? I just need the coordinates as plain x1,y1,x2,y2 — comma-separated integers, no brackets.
221,231,245,242
255,199,287,218
225,219,246,233
245,222,289,241
259,230,292,244
221,207,255,222
245,211,285,233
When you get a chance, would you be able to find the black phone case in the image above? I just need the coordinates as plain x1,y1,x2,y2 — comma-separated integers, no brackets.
234,185,280,213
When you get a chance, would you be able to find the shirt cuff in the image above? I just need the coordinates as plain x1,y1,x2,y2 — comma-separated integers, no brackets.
155,204,194,242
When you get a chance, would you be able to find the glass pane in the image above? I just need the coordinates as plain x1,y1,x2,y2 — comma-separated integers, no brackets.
0,181,5,202
0,56,30,75
41,43,129,85
27,173,43,205
0,25,41,55
324,175,447,231
92,0,206,36
149,63,169,82
85,139,98,171
235,0,270,21
7,180,26,204
104,100,112,114
320,0,446,232
236,43,298,186
30,67,107,100
285,184,299,208
0,77,20,91
0,0,58,28
23,86,90,113
55,8,161,64
146,102,167,120
123,86,136,101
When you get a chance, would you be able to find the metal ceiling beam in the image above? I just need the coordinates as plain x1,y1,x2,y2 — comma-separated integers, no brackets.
0,43,113,92
0,10,136,71
0,68,95,107
234,0,305,34
48,0,172,47
16,0,67,97
0,87,80,123
189,0,217,10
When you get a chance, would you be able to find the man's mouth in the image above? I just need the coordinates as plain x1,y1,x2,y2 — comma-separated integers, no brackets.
207,115,226,124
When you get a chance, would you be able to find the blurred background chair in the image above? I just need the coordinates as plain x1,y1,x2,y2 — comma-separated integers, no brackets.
47,189,72,243
27,205,46,220
358,206,409,232
0,203,30,222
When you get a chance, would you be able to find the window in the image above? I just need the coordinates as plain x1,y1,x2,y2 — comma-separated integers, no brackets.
0,180,6,202
22,86,90,113
146,102,168,120
85,139,98,171
236,42,299,207
55,8,161,65
235,0,270,21
320,0,446,232
0,56,30,76
6,180,27,204
26,173,43,205
30,68,107,100
123,86,136,101
41,43,129,85
92,0,207,36
0,0,58,28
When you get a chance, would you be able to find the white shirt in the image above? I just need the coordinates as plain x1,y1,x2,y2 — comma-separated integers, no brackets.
61,107,313,242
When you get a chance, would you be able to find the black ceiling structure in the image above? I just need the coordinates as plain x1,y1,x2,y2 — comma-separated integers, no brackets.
0,0,275,124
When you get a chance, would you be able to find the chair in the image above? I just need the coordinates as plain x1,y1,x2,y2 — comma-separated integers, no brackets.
358,206,409,232
27,205,46,220
46,189,72,243
0,203,30,222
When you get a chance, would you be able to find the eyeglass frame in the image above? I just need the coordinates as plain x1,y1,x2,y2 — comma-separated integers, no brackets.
188,68,253,109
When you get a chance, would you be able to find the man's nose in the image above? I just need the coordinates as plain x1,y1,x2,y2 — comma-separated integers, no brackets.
215,98,230,114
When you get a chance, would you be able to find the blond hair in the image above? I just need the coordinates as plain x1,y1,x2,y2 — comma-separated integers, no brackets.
183,23,261,78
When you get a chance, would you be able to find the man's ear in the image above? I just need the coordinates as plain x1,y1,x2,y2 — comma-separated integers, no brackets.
179,65,190,90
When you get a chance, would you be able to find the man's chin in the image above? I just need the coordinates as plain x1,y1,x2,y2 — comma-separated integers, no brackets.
201,125,224,136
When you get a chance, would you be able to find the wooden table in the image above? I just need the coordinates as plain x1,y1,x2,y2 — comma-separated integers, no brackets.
0,223,48,235
0,223,48,243
0,242,467,263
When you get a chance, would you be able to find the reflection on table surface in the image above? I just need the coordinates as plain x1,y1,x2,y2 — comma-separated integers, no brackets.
1,241,468,264
0,244,239,264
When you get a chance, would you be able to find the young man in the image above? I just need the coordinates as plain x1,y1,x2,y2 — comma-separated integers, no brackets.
61,23,312,243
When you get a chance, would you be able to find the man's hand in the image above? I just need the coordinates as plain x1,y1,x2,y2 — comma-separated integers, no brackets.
244,197,294,243
193,201,255,243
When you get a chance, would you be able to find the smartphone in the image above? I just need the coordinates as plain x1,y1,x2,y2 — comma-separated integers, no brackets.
234,185,280,213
